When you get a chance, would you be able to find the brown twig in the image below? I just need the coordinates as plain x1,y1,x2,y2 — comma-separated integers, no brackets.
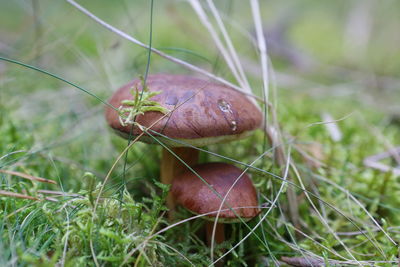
0,190,38,200
0,169,57,184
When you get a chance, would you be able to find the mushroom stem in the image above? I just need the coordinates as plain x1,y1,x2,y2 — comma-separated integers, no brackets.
161,147,199,218
205,221,225,246
205,222,226,267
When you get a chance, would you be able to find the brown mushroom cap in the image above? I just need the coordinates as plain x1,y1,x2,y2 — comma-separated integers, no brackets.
105,74,263,147
171,162,260,222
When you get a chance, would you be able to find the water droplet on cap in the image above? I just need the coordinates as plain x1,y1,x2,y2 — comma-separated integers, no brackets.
218,100,232,113
230,120,237,131
218,99,237,132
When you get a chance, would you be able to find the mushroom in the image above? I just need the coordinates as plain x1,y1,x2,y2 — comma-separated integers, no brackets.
171,162,260,246
105,74,262,213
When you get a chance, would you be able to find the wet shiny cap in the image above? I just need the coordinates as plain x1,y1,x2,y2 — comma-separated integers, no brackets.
105,74,263,147
171,162,260,221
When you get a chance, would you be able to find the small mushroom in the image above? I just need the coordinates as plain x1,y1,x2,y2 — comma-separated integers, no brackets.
105,74,262,213
171,162,260,246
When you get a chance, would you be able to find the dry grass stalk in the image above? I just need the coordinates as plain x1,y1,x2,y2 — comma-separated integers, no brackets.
321,113,343,142
363,147,400,176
